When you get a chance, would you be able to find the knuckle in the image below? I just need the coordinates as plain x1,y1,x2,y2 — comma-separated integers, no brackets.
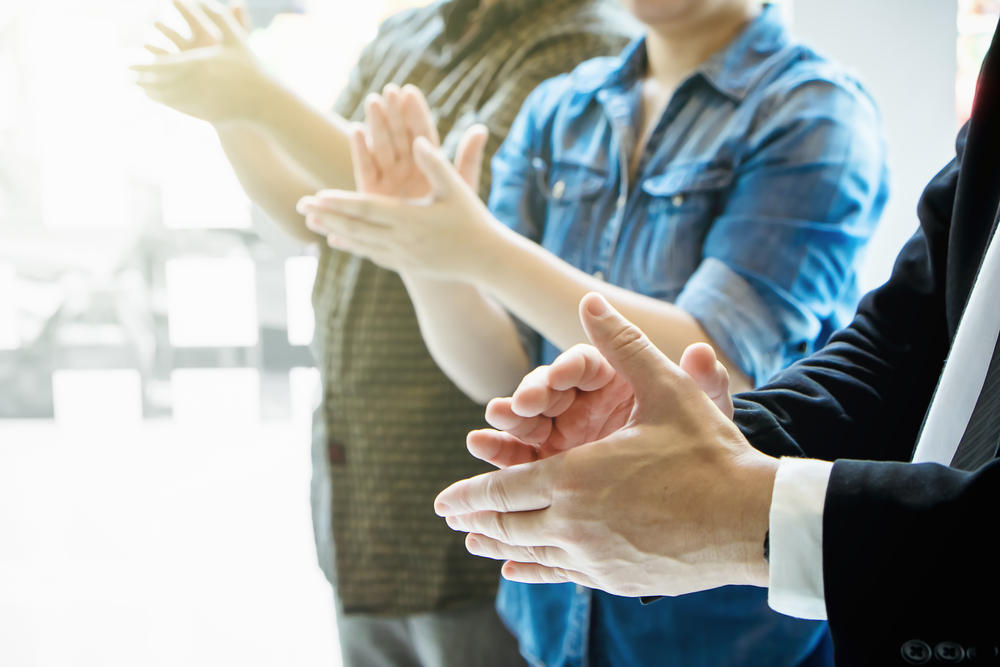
482,474,510,513
607,324,651,362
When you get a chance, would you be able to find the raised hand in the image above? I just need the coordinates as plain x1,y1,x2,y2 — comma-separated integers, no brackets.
434,293,776,598
470,341,734,468
350,85,442,198
132,1,271,124
297,122,499,277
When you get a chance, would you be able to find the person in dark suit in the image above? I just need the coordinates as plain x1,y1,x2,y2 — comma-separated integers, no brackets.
431,19,1000,667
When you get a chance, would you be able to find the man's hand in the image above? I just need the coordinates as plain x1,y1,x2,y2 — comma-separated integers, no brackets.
471,342,733,468
349,85,442,198
434,293,777,598
296,124,502,278
131,1,273,125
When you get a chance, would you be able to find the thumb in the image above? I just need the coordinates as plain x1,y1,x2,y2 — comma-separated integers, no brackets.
412,135,463,200
227,0,253,31
578,293,684,404
454,124,489,191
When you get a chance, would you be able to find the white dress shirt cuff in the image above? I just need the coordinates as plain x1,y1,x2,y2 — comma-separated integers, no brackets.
767,457,834,621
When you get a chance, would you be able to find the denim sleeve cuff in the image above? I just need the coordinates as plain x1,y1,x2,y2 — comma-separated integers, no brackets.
674,257,785,386
768,457,833,621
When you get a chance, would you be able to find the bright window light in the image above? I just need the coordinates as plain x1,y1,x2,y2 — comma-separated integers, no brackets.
289,367,321,426
285,256,318,346
161,115,252,230
166,258,259,348
32,17,130,230
0,263,18,350
171,368,260,425
52,369,144,424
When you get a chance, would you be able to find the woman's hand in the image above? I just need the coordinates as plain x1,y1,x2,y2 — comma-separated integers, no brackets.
297,124,505,280
131,1,273,125
350,85,442,199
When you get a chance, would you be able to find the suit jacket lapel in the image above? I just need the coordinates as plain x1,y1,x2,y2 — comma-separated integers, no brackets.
946,18,1000,339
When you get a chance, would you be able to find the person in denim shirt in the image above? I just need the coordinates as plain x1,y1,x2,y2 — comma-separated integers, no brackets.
301,2,889,665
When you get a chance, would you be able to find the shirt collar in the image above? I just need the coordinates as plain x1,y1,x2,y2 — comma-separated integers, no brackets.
441,0,546,40
602,4,792,102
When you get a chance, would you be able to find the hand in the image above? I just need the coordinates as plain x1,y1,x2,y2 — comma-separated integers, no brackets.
351,85,442,198
297,126,503,278
132,1,273,124
471,341,733,468
434,293,777,598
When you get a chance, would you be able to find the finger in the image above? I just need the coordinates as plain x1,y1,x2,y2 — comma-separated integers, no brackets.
435,464,551,516
227,0,252,30
401,84,439,145
144,44,172,56
304,211,391,246
501,562,597,588
578,294,686,403
485,395,556,443
382,84,411,162
307,191,407,228
679,342,734,419
548,344,618,392
412,135,464,200
198,0,240,42
154,22,189,50
173,1,214,41
467,428,541,468
365,94,398,168
130,60,190,73
445,509,550,548
349,123,381,192
454,124,489,190
508,364,576,418
466,533,574,569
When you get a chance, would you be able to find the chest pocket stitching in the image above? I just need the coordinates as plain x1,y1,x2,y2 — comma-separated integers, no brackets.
535,159,610,201
641,165,734,199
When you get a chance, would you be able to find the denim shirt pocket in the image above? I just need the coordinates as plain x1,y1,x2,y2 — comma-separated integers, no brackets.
534,157,611,270
633,163,733,299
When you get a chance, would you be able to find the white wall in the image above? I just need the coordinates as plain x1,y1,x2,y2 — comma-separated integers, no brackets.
791,0,958,292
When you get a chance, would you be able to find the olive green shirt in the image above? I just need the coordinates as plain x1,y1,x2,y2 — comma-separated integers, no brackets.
311,0,638,616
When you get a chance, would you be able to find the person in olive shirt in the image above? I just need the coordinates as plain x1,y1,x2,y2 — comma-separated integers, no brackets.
133,1,638,665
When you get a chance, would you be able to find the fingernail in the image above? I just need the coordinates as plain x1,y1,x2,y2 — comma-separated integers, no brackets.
434,501,450,516
585,293,608,317
466,536,479,551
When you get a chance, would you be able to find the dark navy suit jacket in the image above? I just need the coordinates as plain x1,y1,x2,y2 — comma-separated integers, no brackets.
734,20,1000,667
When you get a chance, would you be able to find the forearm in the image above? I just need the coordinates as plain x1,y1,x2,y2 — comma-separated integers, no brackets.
475,227,753,392
252,79,357,190
402,273,532,404
215,121,323,244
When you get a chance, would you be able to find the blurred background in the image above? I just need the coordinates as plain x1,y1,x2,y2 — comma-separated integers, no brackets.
0,0,996,665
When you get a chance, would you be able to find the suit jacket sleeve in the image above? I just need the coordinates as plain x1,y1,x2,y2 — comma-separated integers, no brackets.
734,126,1000,662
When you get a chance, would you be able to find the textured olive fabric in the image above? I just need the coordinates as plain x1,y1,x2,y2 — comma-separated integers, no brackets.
311,0,638,616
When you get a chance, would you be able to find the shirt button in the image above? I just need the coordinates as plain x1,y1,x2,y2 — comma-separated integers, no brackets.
575,584,586,595
901,640,932,665
617,195,626,209
672,194,685,207
552,180,566,199
593,270,604,282
934,642,966,663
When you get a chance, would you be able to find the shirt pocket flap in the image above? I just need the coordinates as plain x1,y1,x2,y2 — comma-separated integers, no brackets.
641,164,733,198
534,158,609,200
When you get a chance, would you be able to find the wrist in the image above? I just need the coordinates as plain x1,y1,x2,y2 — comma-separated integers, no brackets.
466,221,520,287
236,73,287,127
734,450,778,588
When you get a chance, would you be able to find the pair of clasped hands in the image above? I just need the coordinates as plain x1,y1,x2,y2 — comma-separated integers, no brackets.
299,86,780,599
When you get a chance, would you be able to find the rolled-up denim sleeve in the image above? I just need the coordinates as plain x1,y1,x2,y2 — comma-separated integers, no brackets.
679,75,888,385
484,81,564,366
676,257,787,384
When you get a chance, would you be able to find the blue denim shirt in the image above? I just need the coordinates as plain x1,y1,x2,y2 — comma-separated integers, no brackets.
486,7,889,667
